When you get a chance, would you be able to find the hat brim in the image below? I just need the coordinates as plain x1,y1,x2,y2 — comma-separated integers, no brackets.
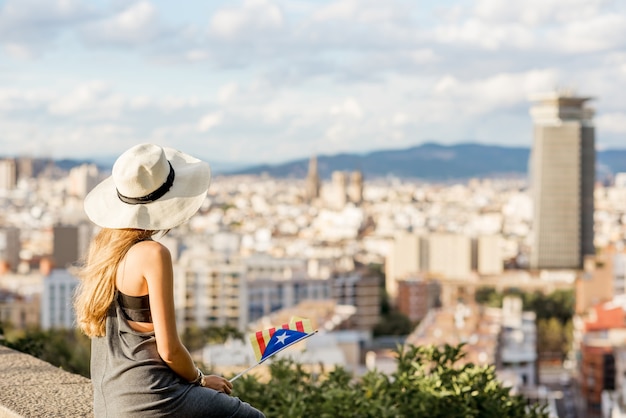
84,147,211,230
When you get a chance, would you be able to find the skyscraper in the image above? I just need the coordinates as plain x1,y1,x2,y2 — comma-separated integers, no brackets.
305,155,321,203
0,159,17,191
348,170,364,204
529,92,595,269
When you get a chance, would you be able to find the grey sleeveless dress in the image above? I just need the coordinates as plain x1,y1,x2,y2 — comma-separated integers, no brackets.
91,299,265,418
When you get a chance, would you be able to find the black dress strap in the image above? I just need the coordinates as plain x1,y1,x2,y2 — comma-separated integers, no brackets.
117,291,153,323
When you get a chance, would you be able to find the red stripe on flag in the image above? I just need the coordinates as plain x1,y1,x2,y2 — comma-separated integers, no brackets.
269,327,276,337
282,323,290,330
295,321,304,332
255,331,266,354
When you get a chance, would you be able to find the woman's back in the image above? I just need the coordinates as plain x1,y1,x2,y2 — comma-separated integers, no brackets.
79,144,264,417
92,240,263,417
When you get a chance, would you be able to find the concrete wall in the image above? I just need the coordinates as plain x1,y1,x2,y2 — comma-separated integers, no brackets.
0,345,92,418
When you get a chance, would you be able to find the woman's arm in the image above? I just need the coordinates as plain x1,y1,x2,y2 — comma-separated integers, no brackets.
140,241,233,394
141,241,198,382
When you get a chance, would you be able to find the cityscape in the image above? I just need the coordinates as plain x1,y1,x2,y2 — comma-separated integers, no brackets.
0,91,625,417
1,0,626,416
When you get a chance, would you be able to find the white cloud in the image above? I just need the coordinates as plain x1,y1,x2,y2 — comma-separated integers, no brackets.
392,112,409,127
210,0,284,39
312,0,409,25
433,18,534,50
411,48,438,64
157,97,200,112
552,14,626,53
473,0,606,25
197,112,224,132
185,49,210,62
129,96,151,110
0,88,44,111
434,70,560,112
0,0,95,56
596,112,626,134
432,0,626,54
81,1,164,45
434,75,459,94
48,81,112,116
0,0,94,30
0,118,136,158
0,1,625,162
330,98,363,119
2,42,36,59
218,83,239,104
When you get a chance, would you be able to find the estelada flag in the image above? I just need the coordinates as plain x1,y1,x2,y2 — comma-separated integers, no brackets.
249,317,315,363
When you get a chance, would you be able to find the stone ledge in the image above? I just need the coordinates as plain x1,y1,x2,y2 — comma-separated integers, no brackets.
0,345,93,418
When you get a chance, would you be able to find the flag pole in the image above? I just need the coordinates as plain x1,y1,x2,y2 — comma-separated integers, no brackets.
229,330,318,382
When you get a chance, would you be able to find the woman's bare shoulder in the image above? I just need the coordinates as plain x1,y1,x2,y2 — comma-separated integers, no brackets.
129,239,171,260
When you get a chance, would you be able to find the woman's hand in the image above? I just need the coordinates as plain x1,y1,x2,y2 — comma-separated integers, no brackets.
201,375,233,395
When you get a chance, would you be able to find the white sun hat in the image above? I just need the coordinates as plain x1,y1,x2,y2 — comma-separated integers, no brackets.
84,143,211,230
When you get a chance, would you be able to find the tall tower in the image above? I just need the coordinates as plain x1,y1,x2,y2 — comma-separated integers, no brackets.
529,92,595,269
348,170,363,204
305,155,321,202
330,171,348,210
0,159,17,191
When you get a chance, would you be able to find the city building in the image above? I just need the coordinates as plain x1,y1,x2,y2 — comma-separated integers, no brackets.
52,224,91,268
0,290,40,330
67,163,99,198
174,247,247,332
244,253,329,323
247,277,330,324
41,269,79,330
475,235,503,275
348,171,364,204
305,155,321,203
324,171,348,210
0,227,20,272
575,247,619,315
498,296,538,387
204,300,361,378
405,302,501,367
16,157,34,182
615,173,626,188
396,276,441,323
386,233,510,304
332,271,380,331
426,233,472,279
0,159,17,191
529,91,595,269
385,232,421,301
576,295,626,414
406,298,541,403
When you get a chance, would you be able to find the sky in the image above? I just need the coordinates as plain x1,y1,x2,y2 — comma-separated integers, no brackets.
1,0,625,165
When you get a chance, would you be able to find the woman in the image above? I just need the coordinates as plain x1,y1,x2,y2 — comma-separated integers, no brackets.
74,143,265,417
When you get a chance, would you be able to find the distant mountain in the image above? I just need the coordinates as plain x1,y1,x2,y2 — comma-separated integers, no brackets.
228,143,626,181
9,143,625,181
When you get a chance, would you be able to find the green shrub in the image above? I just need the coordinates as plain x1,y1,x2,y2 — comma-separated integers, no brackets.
233,343,549,418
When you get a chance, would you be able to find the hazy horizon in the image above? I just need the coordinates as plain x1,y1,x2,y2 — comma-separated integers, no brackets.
1,0,625,163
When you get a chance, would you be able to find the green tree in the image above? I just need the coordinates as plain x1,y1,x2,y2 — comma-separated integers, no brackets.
536,318,573,362
234,343,549,418
474,287,503,308
373,310,414,337
474,287,575,362
182,325,244,352
1,327,91,377
372,263,413,337
523,289,574,324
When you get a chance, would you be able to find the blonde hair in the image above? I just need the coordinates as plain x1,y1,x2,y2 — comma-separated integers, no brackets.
74,228,158,337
